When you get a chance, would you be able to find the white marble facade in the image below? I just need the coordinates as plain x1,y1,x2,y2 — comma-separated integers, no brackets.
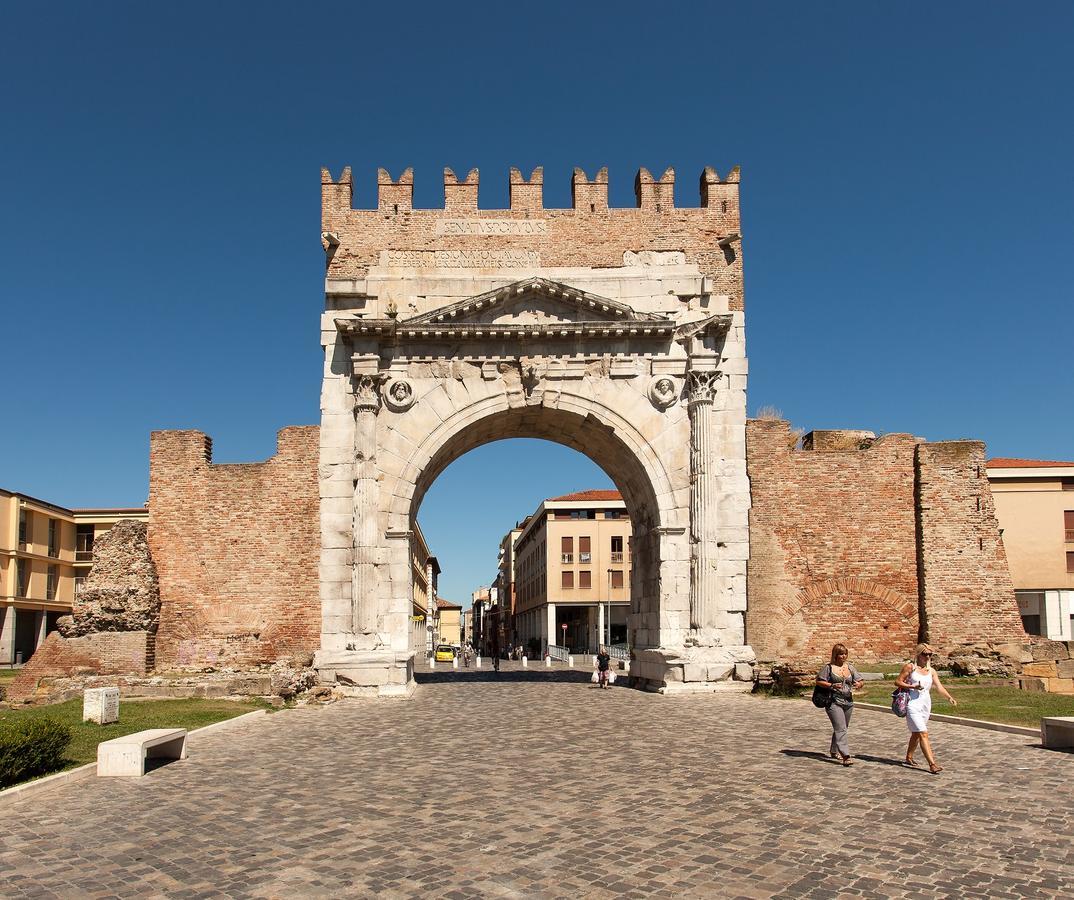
315,260,754,696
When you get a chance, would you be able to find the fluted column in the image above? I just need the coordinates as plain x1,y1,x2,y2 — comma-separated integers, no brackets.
352,369,381,638
687,368,721,632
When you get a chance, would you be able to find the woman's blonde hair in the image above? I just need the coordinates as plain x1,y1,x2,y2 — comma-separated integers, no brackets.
830,643,849,662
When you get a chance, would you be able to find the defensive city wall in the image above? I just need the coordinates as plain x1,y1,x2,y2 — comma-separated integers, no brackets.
4,165,1041,703
747,421,1027,675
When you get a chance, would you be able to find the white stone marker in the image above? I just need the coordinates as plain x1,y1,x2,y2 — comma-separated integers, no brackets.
568,656,574,667
545,656,552,667
476,656,481,668
452,657,459,669
429,656,435,669
83,687,120,725
522,656,528,668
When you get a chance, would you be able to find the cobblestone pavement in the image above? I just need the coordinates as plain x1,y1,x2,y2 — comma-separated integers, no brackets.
3,671,1073,899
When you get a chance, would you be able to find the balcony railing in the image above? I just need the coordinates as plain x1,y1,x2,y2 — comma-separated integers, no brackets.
579,552,591,563
76,550,94,562
610,551,623,563
561,553,573,564
1066,529,1074,543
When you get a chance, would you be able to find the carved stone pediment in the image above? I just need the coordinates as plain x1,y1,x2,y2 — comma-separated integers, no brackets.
407,277,660,326
334,277,696,344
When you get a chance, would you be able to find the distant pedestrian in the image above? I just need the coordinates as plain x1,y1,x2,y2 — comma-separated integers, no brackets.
896,644,957,774
596,646,611,689
816,643,863,766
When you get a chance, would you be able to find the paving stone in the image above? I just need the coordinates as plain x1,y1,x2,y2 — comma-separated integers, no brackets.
5,679,1074,897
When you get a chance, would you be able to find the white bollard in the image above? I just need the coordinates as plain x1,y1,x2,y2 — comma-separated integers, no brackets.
545,656,552,667
430,656,435,668
623,660,630,672
452,657,458,669
476,656,482,668
568,656,574,667
522,656,528,668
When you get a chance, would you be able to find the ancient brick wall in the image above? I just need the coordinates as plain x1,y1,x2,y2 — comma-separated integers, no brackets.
6,631,151,702
321,166,746,310
915,441,1026,648
148,426,320,669
746,420,921,665
746,421,1026,669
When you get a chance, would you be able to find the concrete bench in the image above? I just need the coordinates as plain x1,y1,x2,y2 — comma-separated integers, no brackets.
1040,717,1074,750
97,729,188,777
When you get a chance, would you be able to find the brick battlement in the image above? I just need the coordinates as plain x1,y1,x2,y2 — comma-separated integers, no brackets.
322,165,741,214
321,166,745,303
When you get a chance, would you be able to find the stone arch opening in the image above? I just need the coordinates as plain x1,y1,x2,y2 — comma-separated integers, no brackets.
405,405,669,655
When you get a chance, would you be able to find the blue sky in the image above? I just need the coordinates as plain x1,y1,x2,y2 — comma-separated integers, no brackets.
2,2,1071,604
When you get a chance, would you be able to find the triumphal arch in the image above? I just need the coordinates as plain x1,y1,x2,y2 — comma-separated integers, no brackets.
315,165,754,695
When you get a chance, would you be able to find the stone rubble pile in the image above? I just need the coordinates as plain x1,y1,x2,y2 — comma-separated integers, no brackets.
58,520,160,636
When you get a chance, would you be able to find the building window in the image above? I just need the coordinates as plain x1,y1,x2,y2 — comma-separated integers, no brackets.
579,570,592,589
610,535,624,563
604,509,621,519
579,536,591,563
561,536,573,564
1063,480,1074,491
1068,552,1074,574
18,509,28,547
76,525,95,560
48,519,58,557
1065,511,1074,543
17,560,28,597
46,565,57,601
610,570,624,589
569,509,596,520
561,571,574,590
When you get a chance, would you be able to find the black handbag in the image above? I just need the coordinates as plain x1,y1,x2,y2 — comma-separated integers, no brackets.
811,664,834,708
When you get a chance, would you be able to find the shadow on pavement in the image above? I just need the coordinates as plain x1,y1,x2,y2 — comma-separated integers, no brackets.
416,669,596,685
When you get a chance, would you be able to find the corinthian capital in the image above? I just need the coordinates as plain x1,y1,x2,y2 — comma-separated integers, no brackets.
354,373,382,414
686,369,721,405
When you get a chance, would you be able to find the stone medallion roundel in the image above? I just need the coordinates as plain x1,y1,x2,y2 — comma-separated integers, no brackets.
383,378,415,412
648,376,679,410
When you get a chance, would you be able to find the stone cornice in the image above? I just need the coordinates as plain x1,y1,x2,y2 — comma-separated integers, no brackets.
334,318,686,342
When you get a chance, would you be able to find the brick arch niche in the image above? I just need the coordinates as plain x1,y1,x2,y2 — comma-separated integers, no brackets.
780,577,918,665
314,165,756,696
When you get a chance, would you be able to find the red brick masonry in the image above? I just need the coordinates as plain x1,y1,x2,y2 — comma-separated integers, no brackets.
6,631,151,702
147,426,320,669
746,420,1026,666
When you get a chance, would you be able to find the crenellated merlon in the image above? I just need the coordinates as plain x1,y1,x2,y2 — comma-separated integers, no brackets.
320,166,741,213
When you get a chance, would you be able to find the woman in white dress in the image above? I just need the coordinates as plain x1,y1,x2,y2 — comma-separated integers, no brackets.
895,643,957,774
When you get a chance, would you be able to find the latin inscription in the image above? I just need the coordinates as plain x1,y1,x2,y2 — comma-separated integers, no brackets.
382,250,541,268
435,219,549,236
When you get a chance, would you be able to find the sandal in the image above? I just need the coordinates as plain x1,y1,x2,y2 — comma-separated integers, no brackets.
903,758,920,768
929,764,943,774
829,751,840,759
841,757,854,767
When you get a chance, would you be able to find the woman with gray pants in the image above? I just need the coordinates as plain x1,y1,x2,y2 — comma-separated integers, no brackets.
816,643,864,766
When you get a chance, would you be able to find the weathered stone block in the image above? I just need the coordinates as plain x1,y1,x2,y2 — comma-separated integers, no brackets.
83,687,120,725
1022,661,1058,678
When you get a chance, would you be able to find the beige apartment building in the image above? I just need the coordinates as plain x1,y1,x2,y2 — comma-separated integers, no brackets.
1,488,146,665
410,522,441,657
988,458,1074,641
494,520,526,649
435,597,462,647
512,490,631,655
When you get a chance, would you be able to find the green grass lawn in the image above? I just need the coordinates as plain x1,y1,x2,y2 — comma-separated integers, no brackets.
0,697,270,785
0,669,18,683
787,678,1074,729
